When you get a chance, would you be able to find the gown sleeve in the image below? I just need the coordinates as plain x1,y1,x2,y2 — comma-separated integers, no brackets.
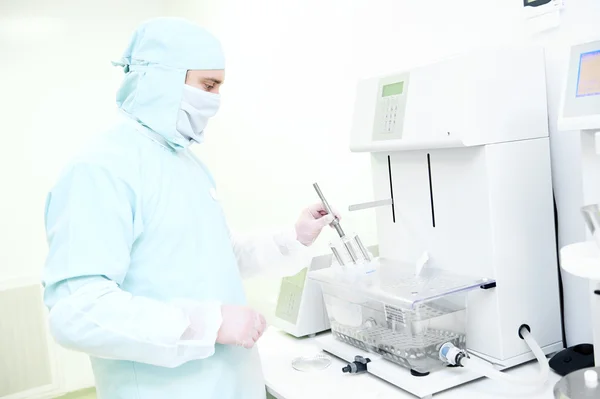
229,227,314,280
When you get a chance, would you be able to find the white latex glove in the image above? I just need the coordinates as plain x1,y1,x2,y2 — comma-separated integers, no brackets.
216,305,267,349
295,203,341,246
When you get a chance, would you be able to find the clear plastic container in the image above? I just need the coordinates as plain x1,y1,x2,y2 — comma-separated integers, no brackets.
292,354,332,372
308,258,493,374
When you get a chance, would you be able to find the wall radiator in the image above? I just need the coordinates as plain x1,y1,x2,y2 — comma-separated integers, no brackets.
0,278,60,399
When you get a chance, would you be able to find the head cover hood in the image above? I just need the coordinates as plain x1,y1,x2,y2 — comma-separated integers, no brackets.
112,17,225,150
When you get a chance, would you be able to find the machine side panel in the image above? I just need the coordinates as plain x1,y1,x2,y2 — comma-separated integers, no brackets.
372,152,432,264
350,46,548,153
373,148,504,359
402,57,467,144
426,147,502,360
464,46,549,146
486,138,562,360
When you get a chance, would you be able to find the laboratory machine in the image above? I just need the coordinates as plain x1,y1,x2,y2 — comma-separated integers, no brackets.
308,45,564,398
557,39,600,371
272,253,332,338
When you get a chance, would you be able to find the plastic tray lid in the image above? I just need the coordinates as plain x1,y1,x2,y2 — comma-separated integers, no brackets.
308,257,494,310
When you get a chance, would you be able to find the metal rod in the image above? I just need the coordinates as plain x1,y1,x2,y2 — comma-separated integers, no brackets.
354,236,371,262
342,239,358,264
313,182,357,263
348,199,393,212
331,246,345,266
313,183,345,238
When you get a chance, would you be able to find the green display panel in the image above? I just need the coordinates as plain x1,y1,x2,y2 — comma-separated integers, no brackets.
382,81,404,97
275,267,308,324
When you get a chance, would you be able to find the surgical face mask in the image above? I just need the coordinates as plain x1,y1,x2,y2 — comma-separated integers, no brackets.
176,84,221,144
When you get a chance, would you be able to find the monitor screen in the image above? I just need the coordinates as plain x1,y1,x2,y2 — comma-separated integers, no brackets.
577,50,600,97
382,82,404,97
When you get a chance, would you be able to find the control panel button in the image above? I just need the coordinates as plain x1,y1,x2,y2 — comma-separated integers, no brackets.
379,93,404,134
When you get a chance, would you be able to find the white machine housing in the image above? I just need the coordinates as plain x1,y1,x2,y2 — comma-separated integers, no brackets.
318,46,563,398
557,38,600,366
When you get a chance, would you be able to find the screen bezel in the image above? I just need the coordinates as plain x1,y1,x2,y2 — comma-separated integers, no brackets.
562,40,600,120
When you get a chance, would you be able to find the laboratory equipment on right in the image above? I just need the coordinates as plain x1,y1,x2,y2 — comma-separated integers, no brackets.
311,45,563,399
555,38,600,376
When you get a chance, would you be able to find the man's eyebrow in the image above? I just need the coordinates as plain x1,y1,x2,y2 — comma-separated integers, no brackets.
204,78,223,84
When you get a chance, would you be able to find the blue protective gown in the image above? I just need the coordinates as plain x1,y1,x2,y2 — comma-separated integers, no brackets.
42,17,311,399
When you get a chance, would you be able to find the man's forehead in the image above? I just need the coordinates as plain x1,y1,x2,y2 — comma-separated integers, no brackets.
187,69,225,83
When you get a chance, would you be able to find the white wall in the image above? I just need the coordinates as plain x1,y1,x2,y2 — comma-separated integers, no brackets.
0,0,166,395
168,0,381,320
175,1,378,245
171,0,600,341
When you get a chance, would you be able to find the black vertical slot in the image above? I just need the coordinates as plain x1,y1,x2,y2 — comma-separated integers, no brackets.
427,153,436,228
553,194,567,347
387,155,396,223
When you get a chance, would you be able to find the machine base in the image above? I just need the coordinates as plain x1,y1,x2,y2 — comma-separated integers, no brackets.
316,333,484,398
316,333,560,399
549,344,595,376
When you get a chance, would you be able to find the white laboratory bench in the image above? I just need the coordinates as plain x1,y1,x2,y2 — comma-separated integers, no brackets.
258,327,561,399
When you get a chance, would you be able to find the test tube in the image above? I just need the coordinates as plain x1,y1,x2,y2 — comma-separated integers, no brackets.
330,233,371,266
330,246,345,266
354,235,371,262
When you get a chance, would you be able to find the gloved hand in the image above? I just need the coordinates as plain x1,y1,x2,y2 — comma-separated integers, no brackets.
295,203,341,246
216,305,267,349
